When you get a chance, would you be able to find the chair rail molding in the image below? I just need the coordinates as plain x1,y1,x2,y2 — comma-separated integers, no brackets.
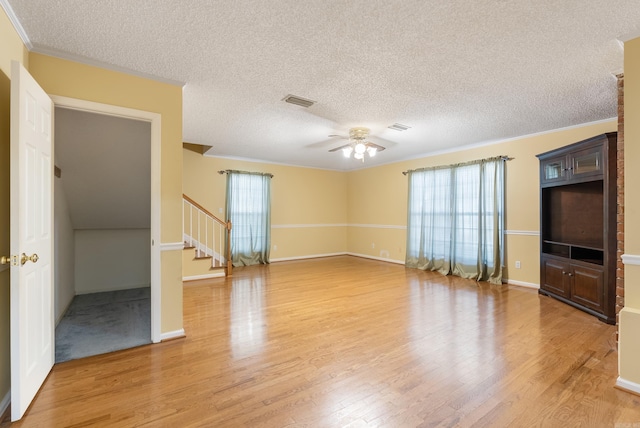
621,254,640,265
160,242,185,251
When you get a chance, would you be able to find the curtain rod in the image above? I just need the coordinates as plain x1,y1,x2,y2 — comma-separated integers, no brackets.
218,169,274,178
402,155,513,176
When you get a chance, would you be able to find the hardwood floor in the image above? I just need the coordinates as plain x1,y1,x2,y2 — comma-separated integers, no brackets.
6,255,640,427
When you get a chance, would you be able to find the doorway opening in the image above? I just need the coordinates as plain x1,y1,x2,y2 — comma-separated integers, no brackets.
51,97,161,361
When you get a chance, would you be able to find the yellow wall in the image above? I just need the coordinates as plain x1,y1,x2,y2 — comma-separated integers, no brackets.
347,120,617,285
184,119,615,285
0,6,29,409
183,149,348,261
28,54,184,334
619,36,640,388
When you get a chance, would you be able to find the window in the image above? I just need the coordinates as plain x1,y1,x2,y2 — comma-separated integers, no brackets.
225,171,271,266
406,157,505,284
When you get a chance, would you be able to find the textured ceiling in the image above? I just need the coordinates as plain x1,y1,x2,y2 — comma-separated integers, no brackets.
4,0,640,170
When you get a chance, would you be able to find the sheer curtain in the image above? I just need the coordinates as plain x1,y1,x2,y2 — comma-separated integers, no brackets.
405,157,505,284
225,171,271,266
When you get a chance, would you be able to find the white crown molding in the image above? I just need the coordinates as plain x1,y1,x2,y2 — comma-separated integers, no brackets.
354,117,618,172
0,0,32,49
203,117,617,173
618,30,640,43
32,45,185,87
1,0,184,87
203,152,347,173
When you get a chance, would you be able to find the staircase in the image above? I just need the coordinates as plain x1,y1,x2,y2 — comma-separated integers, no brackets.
183,194,232,281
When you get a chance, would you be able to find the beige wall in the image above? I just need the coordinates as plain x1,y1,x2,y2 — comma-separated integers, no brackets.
75,229,151,294
619,36,640,388
0,7,29,410
27,54,184,334
54,177,75,322
183,149,348,261
346,120,617,285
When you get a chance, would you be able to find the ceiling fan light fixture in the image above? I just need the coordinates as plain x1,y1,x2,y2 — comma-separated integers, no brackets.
329,127,384,162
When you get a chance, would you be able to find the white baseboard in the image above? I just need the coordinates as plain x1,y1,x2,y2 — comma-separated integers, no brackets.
183,271,226,282
507,279,540,289
616,377,640,396
160,328,185,342
0,389,10,421
270,252,404,264
346,252,405,265
270,252,348,262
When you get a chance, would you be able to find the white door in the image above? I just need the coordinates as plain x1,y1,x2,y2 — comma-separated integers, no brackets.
9,60,54,421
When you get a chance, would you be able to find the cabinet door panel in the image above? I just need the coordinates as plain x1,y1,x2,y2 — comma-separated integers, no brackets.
541,156,567,185
571,264,604,312
542,257,571,298
570,145,603,180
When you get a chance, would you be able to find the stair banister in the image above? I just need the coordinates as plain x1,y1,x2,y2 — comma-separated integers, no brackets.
182,194,232,276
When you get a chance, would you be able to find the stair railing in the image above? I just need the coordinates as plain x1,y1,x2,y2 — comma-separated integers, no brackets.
183,194,232,276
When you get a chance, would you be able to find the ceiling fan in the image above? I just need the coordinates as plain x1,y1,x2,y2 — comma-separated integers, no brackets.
328,127,385,161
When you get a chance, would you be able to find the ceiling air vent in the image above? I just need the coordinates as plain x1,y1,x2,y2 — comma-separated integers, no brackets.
388,123,411,131
282,94,316,108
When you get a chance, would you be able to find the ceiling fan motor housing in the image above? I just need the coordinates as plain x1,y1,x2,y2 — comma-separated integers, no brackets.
349,127,370,140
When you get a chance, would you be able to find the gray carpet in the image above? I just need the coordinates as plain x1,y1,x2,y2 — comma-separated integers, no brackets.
55,287,151,363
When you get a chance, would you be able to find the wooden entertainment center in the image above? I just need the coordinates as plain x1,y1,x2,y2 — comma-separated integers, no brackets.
536,132,617,324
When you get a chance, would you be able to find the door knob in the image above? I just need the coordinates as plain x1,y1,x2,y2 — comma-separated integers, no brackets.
1,254,38,266
20,253,39,265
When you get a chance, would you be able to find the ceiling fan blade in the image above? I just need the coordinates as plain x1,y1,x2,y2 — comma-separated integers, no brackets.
328,134,348,139
328,144,351,152
366,142,386,151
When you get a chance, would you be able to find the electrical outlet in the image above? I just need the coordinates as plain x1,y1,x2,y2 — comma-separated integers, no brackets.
515,261,521,269
273,245,278,251
219,207,223,214
371,243,375,249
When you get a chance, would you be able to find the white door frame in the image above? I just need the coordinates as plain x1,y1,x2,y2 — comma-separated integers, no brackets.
51,95,162,343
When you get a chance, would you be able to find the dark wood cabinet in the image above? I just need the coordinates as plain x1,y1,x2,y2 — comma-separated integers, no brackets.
537,133,617,324
541,255,571,298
